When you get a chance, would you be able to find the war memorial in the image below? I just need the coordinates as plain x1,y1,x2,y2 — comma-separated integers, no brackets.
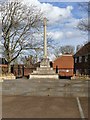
30,18,58,79
1,18,88,119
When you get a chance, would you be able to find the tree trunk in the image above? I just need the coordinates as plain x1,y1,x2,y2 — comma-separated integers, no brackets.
7,63,11,73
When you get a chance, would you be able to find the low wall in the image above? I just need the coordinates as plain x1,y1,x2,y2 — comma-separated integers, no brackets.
2,79,88,97
0,74,16,80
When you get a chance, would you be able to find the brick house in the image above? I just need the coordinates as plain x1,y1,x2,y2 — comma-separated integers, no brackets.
53,54,74,78
74,41,90,76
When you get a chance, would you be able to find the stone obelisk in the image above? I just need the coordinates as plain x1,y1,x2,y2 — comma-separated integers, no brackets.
40,18,50,68
44,17,47,58
29,18,58,79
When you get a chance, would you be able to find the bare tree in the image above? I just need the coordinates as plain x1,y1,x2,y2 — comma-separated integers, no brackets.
76,44,83,52
61,45,75,54
21,55,35,66
78,2,90,32
1,1,43,72
53,47,61,58
29,33,56,62
53,45,75,58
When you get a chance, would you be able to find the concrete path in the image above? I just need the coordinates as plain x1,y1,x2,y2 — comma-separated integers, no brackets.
2,96,88,118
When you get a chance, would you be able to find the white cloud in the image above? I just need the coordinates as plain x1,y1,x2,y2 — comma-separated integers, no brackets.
44,4,73,25
65,31,83,39
28,29,85,44
7,0,80,30
47,30,85,41
17,0,74,25
64,18,80,29
42,4,73,25
48,31,64,40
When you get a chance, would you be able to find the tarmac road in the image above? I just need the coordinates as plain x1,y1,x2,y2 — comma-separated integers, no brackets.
2,96,88,118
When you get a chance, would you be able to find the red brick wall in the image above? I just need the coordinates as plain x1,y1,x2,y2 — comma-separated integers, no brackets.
53,55,74,77
12,66,36,77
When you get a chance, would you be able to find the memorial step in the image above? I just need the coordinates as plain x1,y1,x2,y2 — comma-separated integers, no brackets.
32,70,56,74
36,67,53,71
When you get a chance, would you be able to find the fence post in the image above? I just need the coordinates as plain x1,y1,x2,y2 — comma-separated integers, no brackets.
22,65,24,77
18,65,20,76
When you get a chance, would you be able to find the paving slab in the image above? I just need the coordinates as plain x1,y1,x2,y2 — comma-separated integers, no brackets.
2,96,88,118
2,79,88,97
79,97,88,118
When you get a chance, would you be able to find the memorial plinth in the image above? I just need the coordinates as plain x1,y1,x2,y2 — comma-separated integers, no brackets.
29,18,58,79
30,58,58,79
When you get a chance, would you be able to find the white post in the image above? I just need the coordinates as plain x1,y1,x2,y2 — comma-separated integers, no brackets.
43,17,47,58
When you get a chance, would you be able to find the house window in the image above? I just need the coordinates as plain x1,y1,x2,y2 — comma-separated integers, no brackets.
75,58,77,63
85,55,88,62
79,56,82,63
85,69,88,75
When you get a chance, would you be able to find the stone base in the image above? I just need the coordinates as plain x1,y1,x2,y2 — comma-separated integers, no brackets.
40,58,50,68
29,58,58,79
30,74,58,79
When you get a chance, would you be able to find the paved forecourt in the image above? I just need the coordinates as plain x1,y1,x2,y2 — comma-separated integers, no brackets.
2,96,88,118
2,78,88,97
1,79,88,118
